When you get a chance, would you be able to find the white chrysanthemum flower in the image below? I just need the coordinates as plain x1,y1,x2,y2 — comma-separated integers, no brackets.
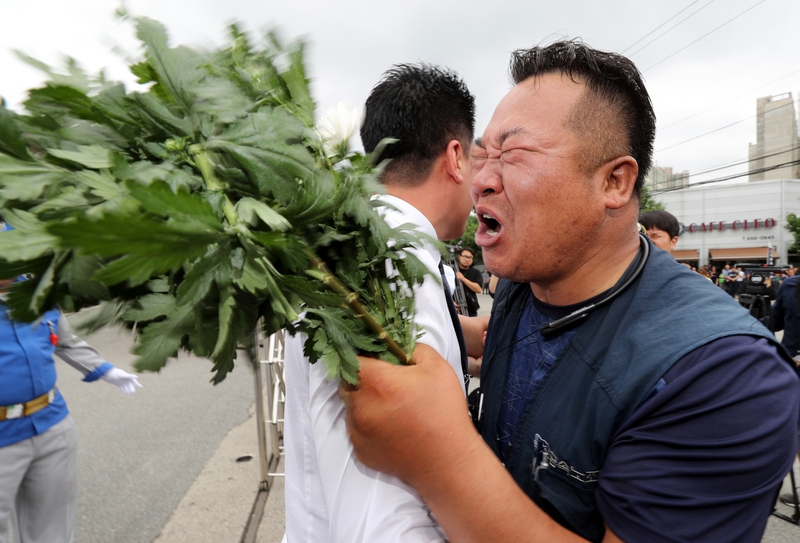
316,101,363,157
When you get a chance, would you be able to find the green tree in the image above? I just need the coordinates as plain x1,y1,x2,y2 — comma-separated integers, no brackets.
785,212,800,253
452,214,481,263
639,184,665,212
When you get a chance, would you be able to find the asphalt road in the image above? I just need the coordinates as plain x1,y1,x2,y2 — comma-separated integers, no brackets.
56,323,255,543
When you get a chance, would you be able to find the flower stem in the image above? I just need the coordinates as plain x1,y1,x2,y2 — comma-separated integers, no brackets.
305,249,412,365
190,145,238,225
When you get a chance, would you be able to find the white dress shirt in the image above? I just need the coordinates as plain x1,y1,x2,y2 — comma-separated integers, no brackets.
282,194,465,543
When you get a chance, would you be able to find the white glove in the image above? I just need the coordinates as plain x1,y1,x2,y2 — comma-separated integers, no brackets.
101,367,143,395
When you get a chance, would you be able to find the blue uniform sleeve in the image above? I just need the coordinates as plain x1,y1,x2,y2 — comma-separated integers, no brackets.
82,361,113,382
596,336,800,543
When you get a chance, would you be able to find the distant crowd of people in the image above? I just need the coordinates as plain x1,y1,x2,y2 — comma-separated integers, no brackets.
695,264,796,299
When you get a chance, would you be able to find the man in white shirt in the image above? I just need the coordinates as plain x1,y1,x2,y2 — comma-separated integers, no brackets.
282,63,476,543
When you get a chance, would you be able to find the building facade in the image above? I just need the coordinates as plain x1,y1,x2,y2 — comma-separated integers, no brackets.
748,93,799,182
656,178,800,267
645,164,690,191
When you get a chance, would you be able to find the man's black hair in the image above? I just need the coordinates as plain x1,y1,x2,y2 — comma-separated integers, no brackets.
509,39,656,198
360,63,475,186
639,210,680,240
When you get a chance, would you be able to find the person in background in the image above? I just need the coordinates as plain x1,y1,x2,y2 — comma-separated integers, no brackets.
763,272,799,358
733,266,746,298
455,247,484,317
638,209,679,255
0,221,141,543
488,274,500,298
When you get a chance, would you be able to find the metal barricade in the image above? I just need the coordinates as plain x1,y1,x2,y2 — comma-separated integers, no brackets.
241,329,285,543
254,329,285,487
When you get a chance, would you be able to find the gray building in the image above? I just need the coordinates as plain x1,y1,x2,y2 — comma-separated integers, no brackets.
748,93,799,182
645,164,690,191
655,178,800,266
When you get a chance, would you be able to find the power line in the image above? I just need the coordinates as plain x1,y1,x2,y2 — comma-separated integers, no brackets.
655,98,797,153
658,68,800,132
653,158,800,193
643,0,767,72
625,0,714,56
689,143,800,177
622,0,705,54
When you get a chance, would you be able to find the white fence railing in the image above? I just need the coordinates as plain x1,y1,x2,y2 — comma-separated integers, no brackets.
241,330,286,543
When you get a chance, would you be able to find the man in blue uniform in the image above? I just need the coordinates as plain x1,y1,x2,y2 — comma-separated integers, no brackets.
766,273,799,357
0,222,141,543
343,40,800,542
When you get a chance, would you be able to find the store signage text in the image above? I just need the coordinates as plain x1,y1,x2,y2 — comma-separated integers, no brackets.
685,218,776,233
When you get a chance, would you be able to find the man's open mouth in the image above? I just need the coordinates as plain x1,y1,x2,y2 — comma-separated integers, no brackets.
480,212,501,236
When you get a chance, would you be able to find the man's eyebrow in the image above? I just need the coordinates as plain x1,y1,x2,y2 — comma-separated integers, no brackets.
497,126,528,146
474,137,484,148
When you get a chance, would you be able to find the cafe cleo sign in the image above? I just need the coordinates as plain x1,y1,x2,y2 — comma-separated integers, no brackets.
682,218,778,242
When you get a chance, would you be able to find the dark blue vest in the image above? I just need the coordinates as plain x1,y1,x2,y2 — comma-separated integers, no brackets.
478,242,785,541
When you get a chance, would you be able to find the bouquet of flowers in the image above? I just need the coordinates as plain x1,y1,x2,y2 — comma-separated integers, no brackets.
0,18,429,384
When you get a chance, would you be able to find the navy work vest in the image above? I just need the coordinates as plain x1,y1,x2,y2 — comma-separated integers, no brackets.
478,243,785,541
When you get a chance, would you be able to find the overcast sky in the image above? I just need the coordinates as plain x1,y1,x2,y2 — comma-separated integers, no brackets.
1,0,798,186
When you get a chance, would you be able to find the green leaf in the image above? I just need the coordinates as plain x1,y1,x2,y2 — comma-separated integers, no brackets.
132,301,194,372
91,83,140,137
25,84,95,121
0,153,70,202
253,232,309,272
0,210,59,261
210,287,236,360
29,255,59,315
52,213,223,258
94,253,179,287
126,180,223,231
77,170,126,201
207,109,314,203
13,53,95,94
146,276,171,293
129,91,194,137
0,255,50,280
4,277,46,322
30,186,89,213
59,254,109,301
122,293,176,322
281,42,315,127
235,197,291,231
0,104,31,159
175,241,233,307
135,17,204,116
48,145,113,169
128,161,202,192
68,301,125,335
233,248,269,293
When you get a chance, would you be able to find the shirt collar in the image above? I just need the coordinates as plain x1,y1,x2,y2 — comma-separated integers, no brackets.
373,193,441,264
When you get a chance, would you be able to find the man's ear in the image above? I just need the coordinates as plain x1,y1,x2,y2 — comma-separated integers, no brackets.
444,139,467,184
601,156,638,210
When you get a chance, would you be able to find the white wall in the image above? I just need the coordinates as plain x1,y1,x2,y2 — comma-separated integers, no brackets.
655,179,800,265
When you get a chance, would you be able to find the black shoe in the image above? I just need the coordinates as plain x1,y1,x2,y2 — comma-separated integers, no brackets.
780,492,799,507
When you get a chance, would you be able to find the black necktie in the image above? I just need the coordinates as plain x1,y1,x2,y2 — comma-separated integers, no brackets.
438,260,470,391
